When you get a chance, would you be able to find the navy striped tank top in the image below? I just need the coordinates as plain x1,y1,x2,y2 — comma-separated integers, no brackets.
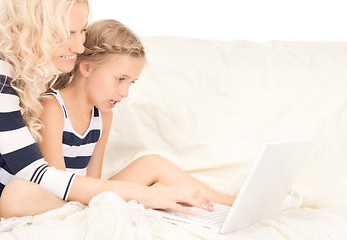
47,91,102,176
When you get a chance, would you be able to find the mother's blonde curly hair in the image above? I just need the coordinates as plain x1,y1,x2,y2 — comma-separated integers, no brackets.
0,0,89,141
51,19,145,90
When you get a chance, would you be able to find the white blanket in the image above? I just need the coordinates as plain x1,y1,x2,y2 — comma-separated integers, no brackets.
1,192,347,240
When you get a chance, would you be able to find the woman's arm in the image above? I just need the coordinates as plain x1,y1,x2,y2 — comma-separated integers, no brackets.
86,110,113,178
38,95,66,170
0,75,74,201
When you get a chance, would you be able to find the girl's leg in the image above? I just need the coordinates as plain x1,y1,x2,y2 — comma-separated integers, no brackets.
0,179,66,219
110,154,235,205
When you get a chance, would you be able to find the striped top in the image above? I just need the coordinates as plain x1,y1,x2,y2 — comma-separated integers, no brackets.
46,91,102,176
0,60,75,200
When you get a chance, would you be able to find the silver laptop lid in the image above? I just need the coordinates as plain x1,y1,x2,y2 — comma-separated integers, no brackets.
220,142,312,233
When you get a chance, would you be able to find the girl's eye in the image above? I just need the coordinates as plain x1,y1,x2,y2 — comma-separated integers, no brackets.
116,77,125,82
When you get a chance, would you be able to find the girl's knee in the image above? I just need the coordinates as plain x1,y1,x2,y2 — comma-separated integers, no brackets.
1,179,28,200
137,154,170,166
1,179,43,207
136,154,179,175
0,179,30,217
2,178,58,203
0,178,64,218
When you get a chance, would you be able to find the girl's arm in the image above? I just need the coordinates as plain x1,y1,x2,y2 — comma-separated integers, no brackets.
1,76,211,213
69,175,210,214
86,110,113,178
38,95,66,170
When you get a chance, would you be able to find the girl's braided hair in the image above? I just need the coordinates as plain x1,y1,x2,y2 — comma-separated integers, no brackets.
51,19,145,90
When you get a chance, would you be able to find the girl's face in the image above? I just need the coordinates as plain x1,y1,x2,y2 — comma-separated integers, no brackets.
51,3,88,73
83,55,145,112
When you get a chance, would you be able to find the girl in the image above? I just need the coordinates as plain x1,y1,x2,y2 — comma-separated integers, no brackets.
0,1,211,219
39,19,235,210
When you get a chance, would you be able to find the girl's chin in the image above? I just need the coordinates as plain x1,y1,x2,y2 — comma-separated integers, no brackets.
98,105,113,113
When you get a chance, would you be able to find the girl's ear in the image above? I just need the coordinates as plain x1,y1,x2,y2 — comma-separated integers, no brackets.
79,62,92,77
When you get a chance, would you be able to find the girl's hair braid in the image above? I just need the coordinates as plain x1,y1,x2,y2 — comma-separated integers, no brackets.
51,19,145,90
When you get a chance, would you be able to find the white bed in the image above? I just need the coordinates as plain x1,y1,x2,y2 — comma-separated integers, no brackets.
1,36,347,239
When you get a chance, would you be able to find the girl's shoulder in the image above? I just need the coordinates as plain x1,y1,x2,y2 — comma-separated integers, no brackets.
40,93,65,120
40,93,59,107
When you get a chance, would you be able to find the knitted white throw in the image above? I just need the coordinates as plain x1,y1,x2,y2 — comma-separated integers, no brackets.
1,191,347,240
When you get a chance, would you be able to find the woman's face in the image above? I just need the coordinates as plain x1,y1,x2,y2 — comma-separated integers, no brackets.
51,3,88,73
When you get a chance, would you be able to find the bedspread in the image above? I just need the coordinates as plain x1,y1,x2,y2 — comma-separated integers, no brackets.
1,192,347,240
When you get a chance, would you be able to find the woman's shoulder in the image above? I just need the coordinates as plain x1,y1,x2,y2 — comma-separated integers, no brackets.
0,60,14,79
0,60,18,97
0,76,17,97
0,77,17,96
0,78,20,112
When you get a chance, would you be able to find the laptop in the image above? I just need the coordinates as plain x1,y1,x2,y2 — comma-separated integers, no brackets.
157,142,313,234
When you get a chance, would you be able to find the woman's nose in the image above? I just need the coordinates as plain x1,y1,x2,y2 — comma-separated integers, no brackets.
69,34,85,54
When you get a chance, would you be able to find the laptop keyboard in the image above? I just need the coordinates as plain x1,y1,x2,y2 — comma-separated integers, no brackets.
165,203,231,226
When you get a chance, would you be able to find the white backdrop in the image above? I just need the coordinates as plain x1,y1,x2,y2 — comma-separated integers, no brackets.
89,0,347,41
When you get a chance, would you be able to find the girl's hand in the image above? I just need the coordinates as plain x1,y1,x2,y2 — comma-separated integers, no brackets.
137,183,214,214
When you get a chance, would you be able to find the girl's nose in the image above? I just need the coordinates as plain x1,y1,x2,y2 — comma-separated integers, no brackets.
119,85,129,98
